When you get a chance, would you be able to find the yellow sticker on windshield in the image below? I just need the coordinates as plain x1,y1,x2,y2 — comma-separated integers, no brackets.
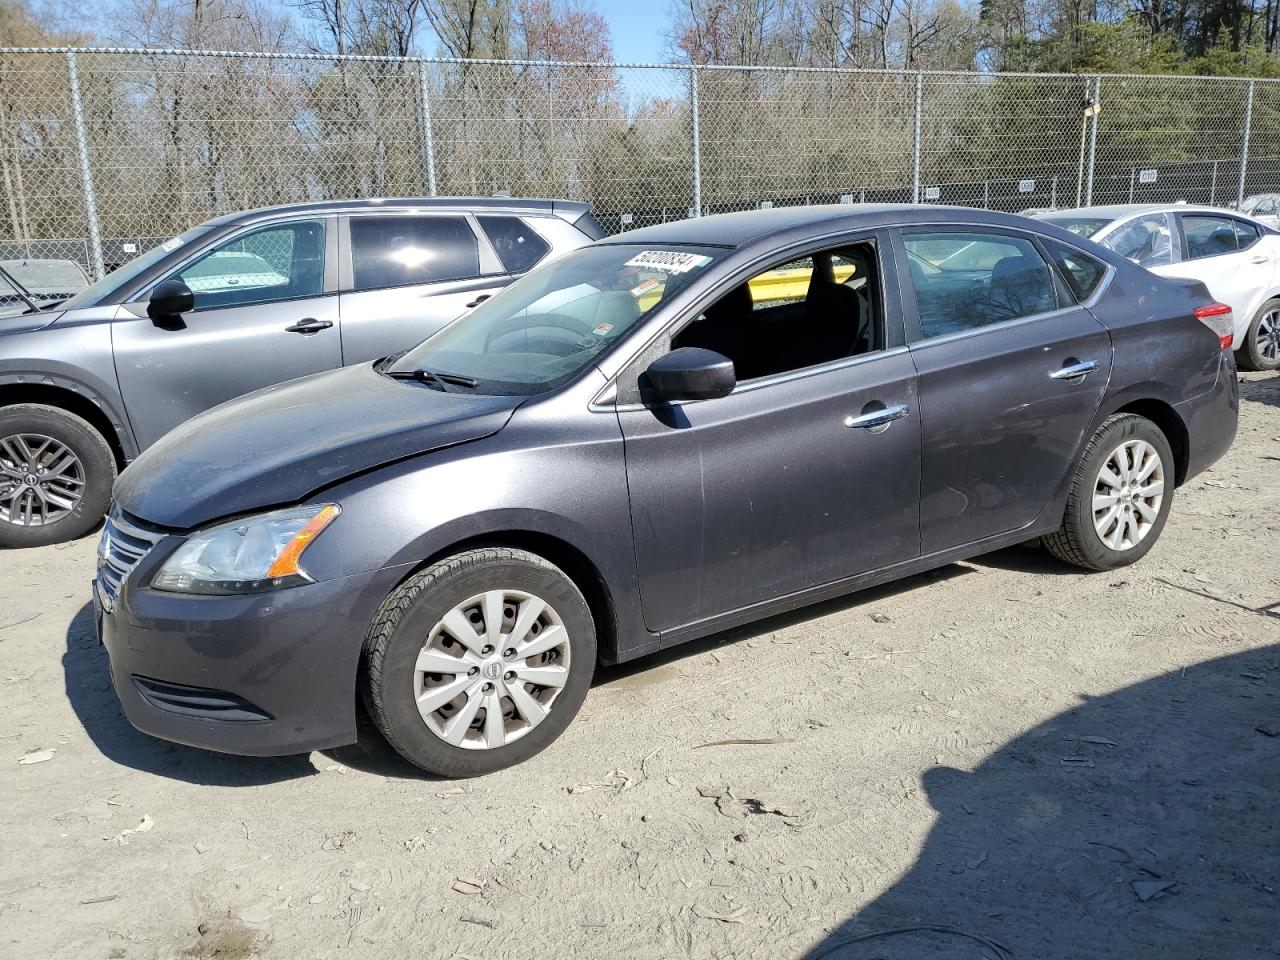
624,250,712,274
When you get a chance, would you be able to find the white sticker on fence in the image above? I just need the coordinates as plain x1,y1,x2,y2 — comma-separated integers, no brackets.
924,187,941,201
624,250,713,274
759,200,773,209
1139,168,1158,184
1018,179,1036,193
839,194,854,204
122,242,137,253
620,212,634,225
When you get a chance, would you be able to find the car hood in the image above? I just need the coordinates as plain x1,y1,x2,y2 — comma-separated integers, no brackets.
0,306,63,332
114,363,523,529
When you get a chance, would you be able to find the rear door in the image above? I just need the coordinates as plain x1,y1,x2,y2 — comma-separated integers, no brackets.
896,227,1113,555
1157,212,1274,323
113,217,341,449
337,213,511,364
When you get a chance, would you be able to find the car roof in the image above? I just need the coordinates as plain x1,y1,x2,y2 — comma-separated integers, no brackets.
1038,203,1237,221
599,204,1048,250
208,196,592,226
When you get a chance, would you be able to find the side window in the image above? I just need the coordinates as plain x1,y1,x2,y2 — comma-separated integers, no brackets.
478,216,551,274
902,231,1058,339
1042,238,1108,302
174,220,325,310
349,216,480,290
1183,215,1241,260
671,242,881,382
1233,219,1260,249
1097,213,1176,267
1254,199,1276,215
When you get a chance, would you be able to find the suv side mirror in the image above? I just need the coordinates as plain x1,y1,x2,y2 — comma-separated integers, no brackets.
148,278,194,320
643,347,736,402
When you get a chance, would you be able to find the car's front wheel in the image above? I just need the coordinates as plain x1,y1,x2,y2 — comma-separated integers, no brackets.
363,547,596,777
1237,298,1280,371
1043,413,1175,571
0,403,115,549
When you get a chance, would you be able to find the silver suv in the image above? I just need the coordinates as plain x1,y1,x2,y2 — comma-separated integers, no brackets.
0,197,603,547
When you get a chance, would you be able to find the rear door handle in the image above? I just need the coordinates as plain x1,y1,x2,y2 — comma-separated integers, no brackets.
1049,359,1099,381
844,404,910,430
285,318,333,335
1251,254,1270,264
465,294,492,308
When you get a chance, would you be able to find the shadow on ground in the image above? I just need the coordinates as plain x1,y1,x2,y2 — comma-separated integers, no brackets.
63,603,316,786
803,644,1280,960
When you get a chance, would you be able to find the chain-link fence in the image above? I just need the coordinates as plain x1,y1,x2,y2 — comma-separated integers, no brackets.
2,47,1280,278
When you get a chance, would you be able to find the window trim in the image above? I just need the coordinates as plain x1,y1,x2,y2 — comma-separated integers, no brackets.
893,224,1077,346
135,216,336,313
1176,211,1260,261
337,212,498,292
598,230,898,410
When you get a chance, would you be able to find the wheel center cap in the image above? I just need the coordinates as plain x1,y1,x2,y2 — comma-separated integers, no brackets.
481,660,503,680
22,474,37,486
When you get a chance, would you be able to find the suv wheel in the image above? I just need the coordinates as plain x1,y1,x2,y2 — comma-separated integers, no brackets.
0,404,115,548
1043,413,1174,571
1237,298,1280,371
363,547,596,777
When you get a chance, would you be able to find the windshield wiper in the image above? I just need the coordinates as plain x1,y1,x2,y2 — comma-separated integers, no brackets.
386,367,479,391
0,264,40,315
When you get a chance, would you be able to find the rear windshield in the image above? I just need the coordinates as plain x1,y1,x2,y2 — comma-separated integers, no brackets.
1036,216,1112,238
387,243,724,396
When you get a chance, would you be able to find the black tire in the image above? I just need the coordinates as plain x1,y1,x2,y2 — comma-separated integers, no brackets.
1043,414,1175,572
0,403,115,549
362,547,596,778
1236,297,1280,371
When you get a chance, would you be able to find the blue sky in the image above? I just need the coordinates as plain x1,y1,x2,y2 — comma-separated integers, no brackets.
595,0,669,63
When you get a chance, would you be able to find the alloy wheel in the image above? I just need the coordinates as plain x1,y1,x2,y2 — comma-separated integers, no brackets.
0,433,85,527
1256,309,1280,363
1092,439,1165,551
413,590,571,750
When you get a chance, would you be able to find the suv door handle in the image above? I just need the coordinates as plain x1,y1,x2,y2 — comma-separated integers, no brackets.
465,294,492,308
1049,359,1099,381
845,404,910,430
285,318,333,335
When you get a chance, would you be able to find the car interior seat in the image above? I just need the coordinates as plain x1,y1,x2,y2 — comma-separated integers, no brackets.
988,254,1055,321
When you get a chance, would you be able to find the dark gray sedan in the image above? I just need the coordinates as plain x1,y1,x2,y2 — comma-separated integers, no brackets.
95,205,1238,777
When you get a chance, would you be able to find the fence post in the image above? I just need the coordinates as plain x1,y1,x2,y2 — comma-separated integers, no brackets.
66,51,104,279
1085,76,1101,206
1238,80,1255,207
690,66,702,217
912,73,923,204
417,62,438,197
1210,160,1218,204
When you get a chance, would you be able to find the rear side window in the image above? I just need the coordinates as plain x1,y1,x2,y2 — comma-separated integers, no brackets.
1233,219,1260,248
1042,239,1108,302
349,216,479,290
478,216,551,274
903,232,1058,339
1097,213,1176,267
1183,215,1242,260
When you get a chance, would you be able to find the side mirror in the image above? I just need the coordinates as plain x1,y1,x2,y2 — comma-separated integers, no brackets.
643,347,736,402
147,278,194,320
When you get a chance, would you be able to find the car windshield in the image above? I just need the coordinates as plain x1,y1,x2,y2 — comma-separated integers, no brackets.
59,225,214,309
387,243,724,395
1037,216,1112,238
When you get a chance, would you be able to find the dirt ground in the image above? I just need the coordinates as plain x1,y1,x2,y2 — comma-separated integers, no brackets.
2,372,1278,960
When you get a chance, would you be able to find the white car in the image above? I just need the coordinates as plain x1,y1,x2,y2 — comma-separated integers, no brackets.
1238,194,1280,228
1036,204,1280,370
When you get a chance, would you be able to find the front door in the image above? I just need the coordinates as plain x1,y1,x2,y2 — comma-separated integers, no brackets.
617,237,921,634
114,218,341,449
898,227,1113,554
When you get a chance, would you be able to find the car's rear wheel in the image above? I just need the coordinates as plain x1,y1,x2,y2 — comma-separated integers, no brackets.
1237,298,1280,371
362,547,596,777
1043,414,1174,572
0,404,115,549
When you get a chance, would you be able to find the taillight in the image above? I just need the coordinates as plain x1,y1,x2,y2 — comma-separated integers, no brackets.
1193,302,1234,349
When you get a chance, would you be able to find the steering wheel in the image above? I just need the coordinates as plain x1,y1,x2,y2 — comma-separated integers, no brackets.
483,311,595,350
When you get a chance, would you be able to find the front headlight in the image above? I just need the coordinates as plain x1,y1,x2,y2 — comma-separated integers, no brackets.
152,504,341,595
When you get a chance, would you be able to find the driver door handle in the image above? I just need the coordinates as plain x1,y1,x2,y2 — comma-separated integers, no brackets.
845,404,910,429
465,294,492,308
1049,359,1099,381
285,318,333,335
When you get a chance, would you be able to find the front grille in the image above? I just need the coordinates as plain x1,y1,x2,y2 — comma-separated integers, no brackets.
97,510,164,608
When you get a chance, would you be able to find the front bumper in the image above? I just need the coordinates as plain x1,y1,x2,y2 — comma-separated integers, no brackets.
96,558,409,757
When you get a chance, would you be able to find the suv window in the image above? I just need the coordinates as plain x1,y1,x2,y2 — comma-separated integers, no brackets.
903,232,1058,339
1042,238,1108,302
1183,215,1243,259
1098,213,1176,267
672,243,880,382
478,216,551,274
173,220,325,310
349,216,479,290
